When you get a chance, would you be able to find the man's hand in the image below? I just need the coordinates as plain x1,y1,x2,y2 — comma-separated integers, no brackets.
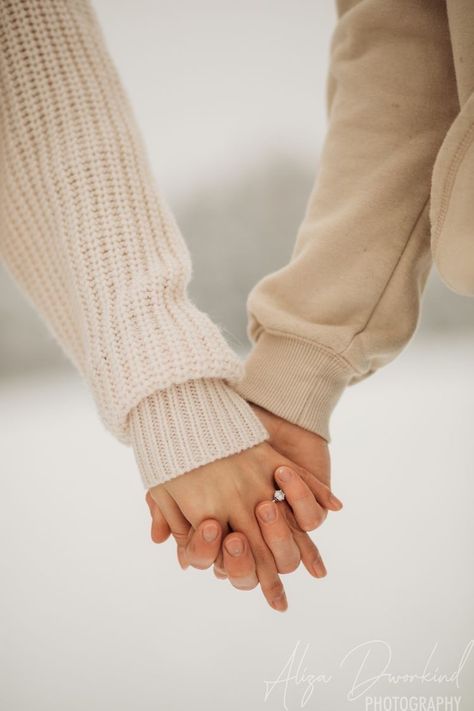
248,403,339,510
210,403,340,580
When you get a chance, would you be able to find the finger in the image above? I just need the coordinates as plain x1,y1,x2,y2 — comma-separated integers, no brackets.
231,515,288,612
250,403,342,504
274,466,326,531
281,503,327,578
296,469,343,511
270,456,340,514
184,519,225,570
213,565,228,580
149,488,192,569
250,405,343,510
255,501,300,574
145,490,155,516
145,491,171,543
222,532,259,591
177,540,190,570
151,506,172,544
213,550,228,580
292,528,327,578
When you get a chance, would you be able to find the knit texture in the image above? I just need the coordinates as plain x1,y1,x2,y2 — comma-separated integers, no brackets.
130,378,270,487
0,0,268,487
233,332,354,442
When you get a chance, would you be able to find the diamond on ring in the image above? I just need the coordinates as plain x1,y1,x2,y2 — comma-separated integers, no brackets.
273,489,285,503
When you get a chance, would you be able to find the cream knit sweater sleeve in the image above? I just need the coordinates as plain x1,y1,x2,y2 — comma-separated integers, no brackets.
0,0,268,487
234,0,459,441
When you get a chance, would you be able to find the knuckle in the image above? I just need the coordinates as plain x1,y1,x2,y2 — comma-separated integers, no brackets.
172,531,190,546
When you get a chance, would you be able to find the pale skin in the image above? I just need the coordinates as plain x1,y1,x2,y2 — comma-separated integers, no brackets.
146,405,342,612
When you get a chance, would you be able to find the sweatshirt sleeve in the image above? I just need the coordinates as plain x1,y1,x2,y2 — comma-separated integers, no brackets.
232,0,459,441
0,0,268,487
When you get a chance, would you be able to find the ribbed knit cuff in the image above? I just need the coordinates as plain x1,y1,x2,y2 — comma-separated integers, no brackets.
231,332,355,442
128,378,269,488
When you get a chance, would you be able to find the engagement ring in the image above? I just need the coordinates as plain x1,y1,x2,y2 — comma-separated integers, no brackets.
272,489,285,503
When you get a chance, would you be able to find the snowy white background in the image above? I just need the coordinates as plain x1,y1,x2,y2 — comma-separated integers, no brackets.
1,2,473,709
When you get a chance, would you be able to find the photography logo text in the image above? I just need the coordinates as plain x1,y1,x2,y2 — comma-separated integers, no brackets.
263,639,472,710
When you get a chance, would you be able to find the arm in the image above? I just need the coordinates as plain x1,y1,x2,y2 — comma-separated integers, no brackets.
233,0,459,440
0,0,267,486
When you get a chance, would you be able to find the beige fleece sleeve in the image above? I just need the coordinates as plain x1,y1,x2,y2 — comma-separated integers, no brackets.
0,0,268,487
233,0,459,441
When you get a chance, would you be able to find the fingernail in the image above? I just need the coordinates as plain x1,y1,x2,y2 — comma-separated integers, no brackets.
329,494,343,510
276,467,292,482
312,558,327,578
202,523,218,542
225,537,243,557
258,502,277,523
272,592,288,612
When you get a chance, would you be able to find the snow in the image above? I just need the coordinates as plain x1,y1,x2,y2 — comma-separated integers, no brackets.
1,337,473,710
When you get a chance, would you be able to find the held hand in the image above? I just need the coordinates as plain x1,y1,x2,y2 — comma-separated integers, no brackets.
148,441,335,611
146,407,343,609
146,466,328,587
